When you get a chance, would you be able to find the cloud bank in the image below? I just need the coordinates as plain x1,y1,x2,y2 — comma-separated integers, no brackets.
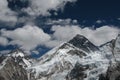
0,0,77,27
51,25,120,46
0,24,119,54
1,25,50,51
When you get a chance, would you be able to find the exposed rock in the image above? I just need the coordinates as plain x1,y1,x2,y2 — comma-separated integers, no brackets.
99,62,120,80
0,57,28,80
66,62,88,80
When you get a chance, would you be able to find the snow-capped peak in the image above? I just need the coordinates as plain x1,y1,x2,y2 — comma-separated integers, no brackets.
3,49,32,68
8,49,25,58
12,51,24,58
26,35,110,80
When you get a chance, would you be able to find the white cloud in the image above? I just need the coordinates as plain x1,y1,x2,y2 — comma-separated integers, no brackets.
46,19,78,25
51,25,120,46
24,0,77,16
1,25,51,51
0,0,17,24
96,20,102,24
0,0,77,27
0,24,119,54
45,40,63,48
0,36,8,46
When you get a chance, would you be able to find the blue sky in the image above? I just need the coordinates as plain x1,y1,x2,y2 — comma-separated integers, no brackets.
0,0,120,57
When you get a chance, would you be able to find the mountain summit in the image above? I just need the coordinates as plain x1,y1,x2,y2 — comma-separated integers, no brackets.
1,34,120,80
68,34,99,53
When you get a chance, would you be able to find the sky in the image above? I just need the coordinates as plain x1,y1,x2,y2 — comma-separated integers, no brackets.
0,0,120,57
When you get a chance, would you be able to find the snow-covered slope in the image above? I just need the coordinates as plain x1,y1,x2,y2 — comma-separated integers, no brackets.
27,35,110,80
8,49,32,68
29,42,109,80
1,34,120,80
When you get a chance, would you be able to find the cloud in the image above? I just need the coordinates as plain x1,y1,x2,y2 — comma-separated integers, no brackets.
0,24,119,55
45,40,63,48
0,0,17,24
0,37,8,46
0,0,77,28
51,25,120,46
0,50,10,55
1,25,51,51
96,20,102,24
23,0,77,16
46,19,78,25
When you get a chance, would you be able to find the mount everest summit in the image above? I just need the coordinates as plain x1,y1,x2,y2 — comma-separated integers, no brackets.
0,34,120,80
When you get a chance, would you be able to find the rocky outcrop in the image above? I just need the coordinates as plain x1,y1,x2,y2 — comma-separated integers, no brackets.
99,62,120,80
66,62,88,80
0,57,28,80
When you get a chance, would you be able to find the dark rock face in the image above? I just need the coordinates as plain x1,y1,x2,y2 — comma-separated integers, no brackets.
0,55,6,64
66,62,88,80
0,57,28,80
68,34,99,53
99,63,120,80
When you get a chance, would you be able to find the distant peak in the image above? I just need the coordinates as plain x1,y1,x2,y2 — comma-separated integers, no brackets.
68,34,88,43
68,34,99,52
68,34,89,44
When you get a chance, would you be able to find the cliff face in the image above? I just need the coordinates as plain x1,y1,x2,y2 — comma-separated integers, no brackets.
1,34,120,80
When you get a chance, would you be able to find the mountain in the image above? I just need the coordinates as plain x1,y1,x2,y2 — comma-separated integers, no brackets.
27,35,103,80
99,33,120,80
0,49,35,80
68,34,99,53
1,34,120,80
